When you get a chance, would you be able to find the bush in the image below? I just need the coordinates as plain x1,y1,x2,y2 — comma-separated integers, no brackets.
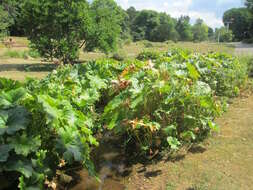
111,52,125,61
136,51,162,60
142,40,154,48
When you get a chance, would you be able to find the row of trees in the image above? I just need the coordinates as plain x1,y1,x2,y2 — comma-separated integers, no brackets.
0,0,215,64
126,7,212,42
1,0,252,64
1,1,214,43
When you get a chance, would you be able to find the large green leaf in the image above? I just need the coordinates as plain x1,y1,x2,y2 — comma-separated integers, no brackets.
8,134,41,157
0,106,30,135
186,62,200,80
0,145,13,162
0,88,26,108
5,159,34,178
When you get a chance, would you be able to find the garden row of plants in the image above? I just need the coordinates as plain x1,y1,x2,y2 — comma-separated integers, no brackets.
0,49,249,189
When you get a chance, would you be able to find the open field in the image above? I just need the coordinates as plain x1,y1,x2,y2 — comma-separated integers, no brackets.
0,37,236,81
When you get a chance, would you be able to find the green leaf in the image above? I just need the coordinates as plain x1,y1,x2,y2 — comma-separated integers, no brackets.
0,145,13,162
108,112,119,130
8,134,41,157
0,110,8,135
130,94,143,109
167,137,181,150
181,131,196,141
163,125,177,136
5,159,34,178
0,88,26,108
37,95,61,125
186,62,200,80
0,106,30,135
208,121,219,132
64,144,83,163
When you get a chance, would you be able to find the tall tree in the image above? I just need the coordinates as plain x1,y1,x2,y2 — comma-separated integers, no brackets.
208,27,214,39
85,0,123,52
192,19,209,42
245,0,253,39
223,8,252,41
131,10,160,41
246,0,253,12
175,16,193,41
1,0,24,36
150,13,178,42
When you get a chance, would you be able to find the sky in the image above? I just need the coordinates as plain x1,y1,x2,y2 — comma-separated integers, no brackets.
116,0,245,28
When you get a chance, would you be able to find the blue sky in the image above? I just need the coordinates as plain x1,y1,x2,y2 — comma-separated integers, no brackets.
116,0,245,28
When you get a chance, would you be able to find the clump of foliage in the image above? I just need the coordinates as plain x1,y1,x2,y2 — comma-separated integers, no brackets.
0,49,248,189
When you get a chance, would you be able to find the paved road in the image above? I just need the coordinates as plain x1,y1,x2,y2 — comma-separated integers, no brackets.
234,42,253,56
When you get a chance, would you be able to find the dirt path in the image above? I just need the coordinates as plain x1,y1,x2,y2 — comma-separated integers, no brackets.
234,43,253,56
125,94,253,190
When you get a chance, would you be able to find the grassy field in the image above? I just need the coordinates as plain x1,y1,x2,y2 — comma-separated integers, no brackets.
0,37,236,81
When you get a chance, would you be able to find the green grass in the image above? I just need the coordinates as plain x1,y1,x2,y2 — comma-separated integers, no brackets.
2,49,40,59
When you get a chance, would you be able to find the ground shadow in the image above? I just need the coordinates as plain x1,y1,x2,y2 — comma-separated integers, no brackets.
188,145,207,154
0,63,57,72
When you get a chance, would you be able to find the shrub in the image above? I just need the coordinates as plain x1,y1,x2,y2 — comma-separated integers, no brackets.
112,52,125,61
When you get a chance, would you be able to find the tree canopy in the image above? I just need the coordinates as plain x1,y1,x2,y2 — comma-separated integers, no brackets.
0,4,11,39
192,19,209,42
21,0,123,64
223,8,252,41
175,16,193,41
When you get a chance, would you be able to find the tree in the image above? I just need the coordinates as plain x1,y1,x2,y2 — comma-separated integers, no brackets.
0,5,11,39
1,0,24,36
245,0,253,39
192,19,209,42
175,16,193,41
130,10,178,42
215,27,233,42
208,27,214,39
127,6,138,22
85,0,123,52
246,0,253,12
150,13,178,42
21,0,122,64
131,10,160,41
223,8,252,41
